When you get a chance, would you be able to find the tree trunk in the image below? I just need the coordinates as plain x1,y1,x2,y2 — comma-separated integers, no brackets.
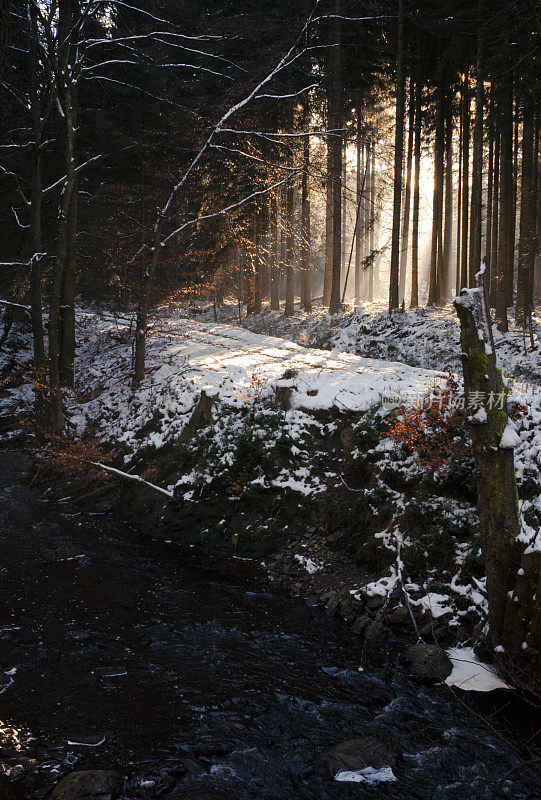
301,128,311,312
389,0,405,312
28,0,45,410
49,92,76,430
59,180,77,387
534,105,541,303
411,76,422,309
486,122,494,290
515,103,536,326
506,101,518,307
490,132,500,305
496,88,513,331
253,209,262,314
368,142,376,301
0,0,9,81
355,112,362,304
323,137,333,307
456,85,463,296
399,77,414,305
270,191,280,310
328,0,343,315
468,2,484,287
284,173,295,316
442,90,454,299
455,286,540,660
428,82,444,305
460,75,470,292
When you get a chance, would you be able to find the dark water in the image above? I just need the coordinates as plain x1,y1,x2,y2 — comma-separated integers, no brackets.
0,450,539,799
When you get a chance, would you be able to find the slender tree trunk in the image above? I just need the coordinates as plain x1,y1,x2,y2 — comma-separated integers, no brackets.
355,112,362,303
496,88,513,331
516,103,536,326
534,105,541,303
323,132,333,306
490,133,500,304
301,128,312,311
399,76,414,305
270,191,280,310
341,137,347,274
284,172,295,316
389,0,405,312
456,85,463,296
28,0,45,408
506,100,518,306
460,74,470,291
486,119,494,289
468,1,484,287
49,93,75,430
253,208,262,314
328,0,343,315
428,82,445,305
368,142,376,300
59,179,77,387
279,184,287,302
443,90,454,298
0,0,9,82
411,76,422,308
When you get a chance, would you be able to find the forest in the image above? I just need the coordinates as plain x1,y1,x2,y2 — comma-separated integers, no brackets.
0,1,540,799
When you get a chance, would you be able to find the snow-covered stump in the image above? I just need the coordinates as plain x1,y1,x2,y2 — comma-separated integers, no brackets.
455,287,540,663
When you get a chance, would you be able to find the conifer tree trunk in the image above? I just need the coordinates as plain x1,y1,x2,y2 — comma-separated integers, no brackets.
323,134,333,306
28,0,45,406
468,1,484,287
341,138,347,274
456,87,463,296
49,92,75,429
279,184,287,302
58,0,79,389
460,75,470,291
389,0,405,312
399,77,414,305
534,106,541,303
516,103,536,326
490,133,500,304
411,76,422,309
506,102,518,307
486,117,494,289
496,89,513,331
301,129,312,311
270,191,280,310
428,83,445,305
442,91,454,299
328,0,343,315
355,113,362,304
284,173,295,316
368,142,376,300
253,209,262,314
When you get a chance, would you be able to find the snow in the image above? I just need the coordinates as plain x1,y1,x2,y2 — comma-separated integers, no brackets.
334,766,397,784
445,647,510,692
294,554,323,574
499,421,521,449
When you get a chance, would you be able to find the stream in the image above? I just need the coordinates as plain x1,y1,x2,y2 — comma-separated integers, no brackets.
0,449,539,799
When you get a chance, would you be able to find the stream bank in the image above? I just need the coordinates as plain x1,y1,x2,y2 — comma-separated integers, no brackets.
1,445,540,800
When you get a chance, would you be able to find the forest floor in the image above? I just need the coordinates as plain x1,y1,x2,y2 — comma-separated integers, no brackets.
0,300,540,684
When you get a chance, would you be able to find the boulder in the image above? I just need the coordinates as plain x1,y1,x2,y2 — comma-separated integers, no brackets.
401,642,453,684
49,771,122,800
325,737,400,778
387,605,409,626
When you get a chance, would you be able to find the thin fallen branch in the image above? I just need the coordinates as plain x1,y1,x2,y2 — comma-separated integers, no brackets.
88,461,174,499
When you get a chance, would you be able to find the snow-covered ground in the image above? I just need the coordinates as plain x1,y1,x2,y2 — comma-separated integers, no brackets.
0,299,539,641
